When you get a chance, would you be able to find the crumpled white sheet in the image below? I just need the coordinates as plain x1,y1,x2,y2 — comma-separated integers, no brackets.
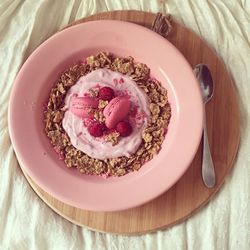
1,0,250,249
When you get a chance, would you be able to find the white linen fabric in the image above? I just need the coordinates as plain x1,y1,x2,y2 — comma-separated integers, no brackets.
0,0,249,249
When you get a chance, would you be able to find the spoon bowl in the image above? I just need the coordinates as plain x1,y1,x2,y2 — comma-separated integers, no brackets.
194,64,214,103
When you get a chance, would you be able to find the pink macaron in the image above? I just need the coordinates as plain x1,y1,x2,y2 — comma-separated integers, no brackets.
70,96,98,118
103,96,130,129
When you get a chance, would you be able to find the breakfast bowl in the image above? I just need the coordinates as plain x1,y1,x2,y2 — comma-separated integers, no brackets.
8,20,203,211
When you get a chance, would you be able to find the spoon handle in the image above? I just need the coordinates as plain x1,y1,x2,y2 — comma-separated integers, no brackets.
202,115,216,188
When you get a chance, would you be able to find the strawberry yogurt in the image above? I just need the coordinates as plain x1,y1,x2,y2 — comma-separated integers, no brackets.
62,68,150,160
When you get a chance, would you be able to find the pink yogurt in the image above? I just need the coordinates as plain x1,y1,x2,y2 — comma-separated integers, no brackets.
62,68,150,160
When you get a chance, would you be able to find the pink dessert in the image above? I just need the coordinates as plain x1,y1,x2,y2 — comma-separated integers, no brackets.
103,96,130,129
70,96,98,118
62,68,150,160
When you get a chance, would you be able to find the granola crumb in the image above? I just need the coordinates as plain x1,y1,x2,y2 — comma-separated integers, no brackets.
104,131,120,146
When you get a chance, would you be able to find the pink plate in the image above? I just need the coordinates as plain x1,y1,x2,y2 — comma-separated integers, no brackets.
8,21,203,211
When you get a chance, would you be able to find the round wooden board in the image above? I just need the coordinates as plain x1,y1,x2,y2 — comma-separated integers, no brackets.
21,10,240,235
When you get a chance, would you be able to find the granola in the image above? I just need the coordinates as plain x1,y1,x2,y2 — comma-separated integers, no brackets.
44,52,171,177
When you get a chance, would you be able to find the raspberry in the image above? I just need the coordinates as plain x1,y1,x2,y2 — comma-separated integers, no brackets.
88,122,106,137
99,87,115,101
116,121,132,137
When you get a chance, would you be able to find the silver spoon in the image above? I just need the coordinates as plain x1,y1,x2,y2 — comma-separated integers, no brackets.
194,64,216,188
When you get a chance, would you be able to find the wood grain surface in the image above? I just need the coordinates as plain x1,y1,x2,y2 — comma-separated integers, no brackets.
22,10,240,235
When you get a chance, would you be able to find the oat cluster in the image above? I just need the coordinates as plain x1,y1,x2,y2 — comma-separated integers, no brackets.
44,52,171,177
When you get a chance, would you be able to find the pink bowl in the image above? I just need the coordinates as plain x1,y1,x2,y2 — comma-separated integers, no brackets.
8,20,203,211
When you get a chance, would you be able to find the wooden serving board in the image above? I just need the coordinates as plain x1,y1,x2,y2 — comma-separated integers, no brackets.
22,10,240,235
